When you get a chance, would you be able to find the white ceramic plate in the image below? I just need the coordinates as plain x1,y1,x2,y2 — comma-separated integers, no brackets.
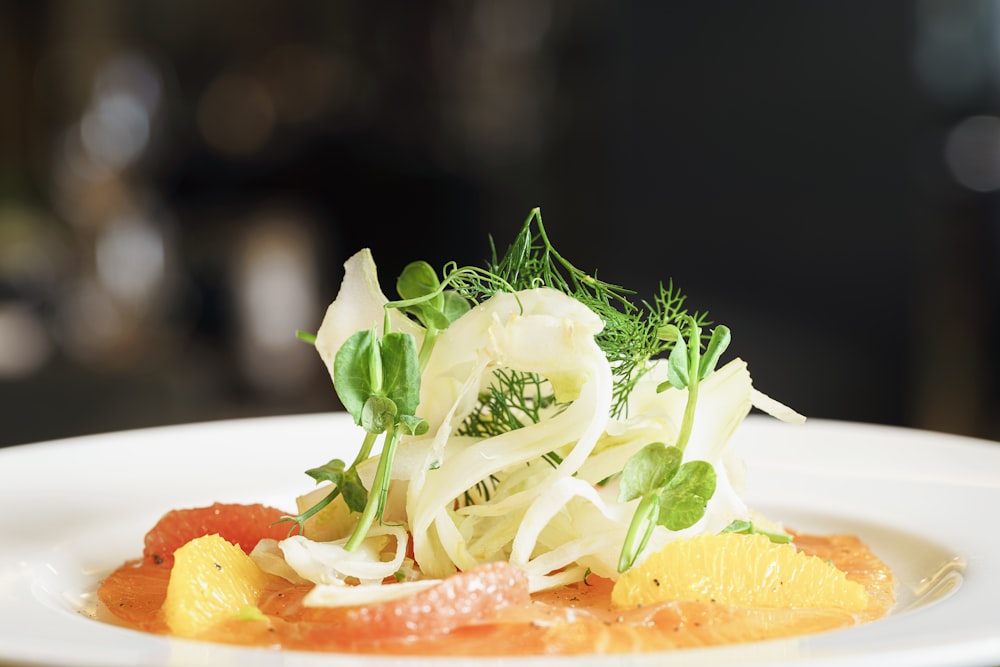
1,414,998,667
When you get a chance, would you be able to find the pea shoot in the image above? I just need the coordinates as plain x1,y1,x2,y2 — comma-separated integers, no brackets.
616,316,732,572
280,261,476,549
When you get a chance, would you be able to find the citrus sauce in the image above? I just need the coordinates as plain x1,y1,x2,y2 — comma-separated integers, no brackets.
95,531,894,656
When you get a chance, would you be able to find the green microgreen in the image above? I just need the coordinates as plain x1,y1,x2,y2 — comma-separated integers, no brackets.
721,519,793,544
616,441,717,572
655,316,730,451
393,260,472,367
279,324,429,548
616,314,731,572
283,254,486,548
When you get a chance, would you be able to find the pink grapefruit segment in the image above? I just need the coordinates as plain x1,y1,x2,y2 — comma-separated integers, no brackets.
142,502,290,567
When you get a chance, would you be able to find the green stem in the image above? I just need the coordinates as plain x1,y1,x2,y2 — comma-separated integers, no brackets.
345,423,400,552
618,494,660,572
675,376,699,453
418,326,440,370
369,331,383,394
675,318,701,452
351,431,379,468
287,486,342,531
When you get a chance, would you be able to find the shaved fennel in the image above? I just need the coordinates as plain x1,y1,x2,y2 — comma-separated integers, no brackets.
269,209,804,605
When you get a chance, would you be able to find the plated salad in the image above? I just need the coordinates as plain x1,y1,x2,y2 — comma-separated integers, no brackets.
96,209,894,655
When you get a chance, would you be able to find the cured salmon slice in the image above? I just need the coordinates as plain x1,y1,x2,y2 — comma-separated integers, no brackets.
97,529,893,655
375,532,894,655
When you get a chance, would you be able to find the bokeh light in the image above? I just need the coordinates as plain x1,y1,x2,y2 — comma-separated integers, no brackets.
944,115,1000,192
0,3,997,446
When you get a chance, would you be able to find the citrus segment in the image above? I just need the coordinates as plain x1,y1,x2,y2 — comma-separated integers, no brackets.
301,561,531,645
97,530,892,653
163,533,273,638
143,503,290,567
611,532,869,611
95,559,170,632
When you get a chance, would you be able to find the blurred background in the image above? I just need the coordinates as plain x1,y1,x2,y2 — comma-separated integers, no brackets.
1,0,998,446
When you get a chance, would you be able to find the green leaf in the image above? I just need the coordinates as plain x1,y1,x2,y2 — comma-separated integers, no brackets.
668,460,717,498
339,468,369,513
333,329,379,423
336,330,421,433
399,413,429,436
657,460,716,530
441,290,471,323
657,493,709,530
666,333,690,389
618,442,682,503
397,261,444,310
721,519,793,543
397,261,449,329
361,395,397,434
698,325,731,381
423,306,454,330
304,458,348,485
656,324,680,344
395,262,472,331
721,518,753,534
304,459,368,513
380,332,422,416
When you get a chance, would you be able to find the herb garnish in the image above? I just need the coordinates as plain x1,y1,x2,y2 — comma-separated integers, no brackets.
615,314,731,572
287,208,735,569
721,519,793,543
278,265,471,547
457,209,709,420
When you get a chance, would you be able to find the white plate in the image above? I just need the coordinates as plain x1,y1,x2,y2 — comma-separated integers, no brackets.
1,414,998,667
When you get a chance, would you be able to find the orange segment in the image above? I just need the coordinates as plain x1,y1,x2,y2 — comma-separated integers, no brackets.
163,534,273,638
96,530,892,653
611,532,869,612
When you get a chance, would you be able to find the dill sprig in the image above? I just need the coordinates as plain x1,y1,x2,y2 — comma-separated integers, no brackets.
450,208,706,419
459,369,562,438
460,474,501,506
601,281,710,417
457,368,565,490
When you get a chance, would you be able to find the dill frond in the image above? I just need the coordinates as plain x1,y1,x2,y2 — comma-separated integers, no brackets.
459,474,502,506
458,209,707,418
459,369,562,438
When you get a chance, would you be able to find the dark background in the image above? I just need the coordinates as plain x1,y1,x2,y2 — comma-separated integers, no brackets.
1,1,998,446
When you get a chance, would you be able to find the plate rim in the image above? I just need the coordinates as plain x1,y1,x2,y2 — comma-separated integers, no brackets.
1,413,998,667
